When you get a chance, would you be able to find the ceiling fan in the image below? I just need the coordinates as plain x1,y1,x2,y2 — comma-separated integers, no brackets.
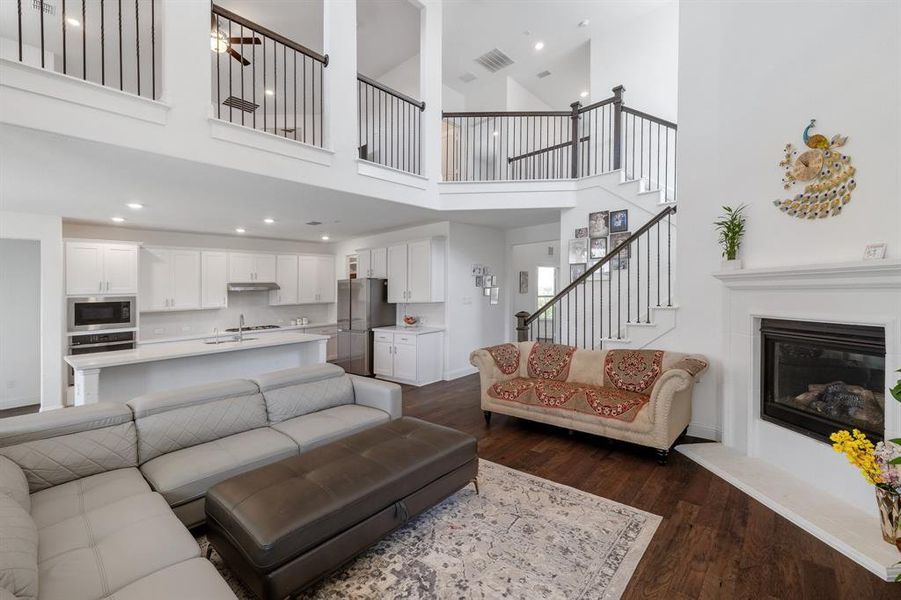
210,17,261,66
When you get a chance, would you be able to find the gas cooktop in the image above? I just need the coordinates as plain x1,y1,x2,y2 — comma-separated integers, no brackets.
224,325,281,332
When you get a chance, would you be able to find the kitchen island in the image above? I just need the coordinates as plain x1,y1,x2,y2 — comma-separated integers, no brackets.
65,331,328,405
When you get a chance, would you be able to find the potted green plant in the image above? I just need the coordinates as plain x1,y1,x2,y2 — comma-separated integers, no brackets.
714,204,747,270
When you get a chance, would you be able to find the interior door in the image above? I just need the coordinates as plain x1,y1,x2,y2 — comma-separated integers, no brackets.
386,244,407,303
170,250,201,310
141,248,171,311
66,242,104,295
102,245,138,294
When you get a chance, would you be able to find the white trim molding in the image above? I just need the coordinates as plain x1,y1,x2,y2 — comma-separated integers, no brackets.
208,118,335,166
713,259,901,290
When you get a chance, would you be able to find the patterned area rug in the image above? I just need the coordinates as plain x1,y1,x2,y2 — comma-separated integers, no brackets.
197,460,660,599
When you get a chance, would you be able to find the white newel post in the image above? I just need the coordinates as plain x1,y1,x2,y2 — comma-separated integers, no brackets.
160,1,214,134
419,0,443,187
323,0,358,166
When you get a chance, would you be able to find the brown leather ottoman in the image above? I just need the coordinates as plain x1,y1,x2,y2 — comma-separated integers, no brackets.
204,417,478,599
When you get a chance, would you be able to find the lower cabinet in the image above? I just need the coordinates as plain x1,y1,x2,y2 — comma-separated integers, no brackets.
372,329,443,386
305,325,338,362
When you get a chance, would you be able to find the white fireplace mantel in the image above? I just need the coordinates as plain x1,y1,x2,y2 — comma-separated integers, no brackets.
678,258,901,581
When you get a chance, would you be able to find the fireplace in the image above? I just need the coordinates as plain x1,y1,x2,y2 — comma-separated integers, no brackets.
760,318,885,444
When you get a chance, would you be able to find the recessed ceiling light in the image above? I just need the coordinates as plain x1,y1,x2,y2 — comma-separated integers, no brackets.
320,235,330,241
263,218,275,224
235,227,246,234
578,19,590,28
580,91,589,98
66,18,81,28
534,41,544,51
126,202,143,210
265,89,274,96
111,217,125,223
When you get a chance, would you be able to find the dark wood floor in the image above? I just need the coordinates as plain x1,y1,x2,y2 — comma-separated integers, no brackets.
403,374,899,599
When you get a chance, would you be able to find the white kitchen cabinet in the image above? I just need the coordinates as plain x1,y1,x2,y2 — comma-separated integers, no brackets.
139,248,200,312
270,255,299,306
201,251,228,309
228,253,277,282
356,247,387,279
371,328,444,386
66,241,138,296
299,255,335,303
385,238,445,303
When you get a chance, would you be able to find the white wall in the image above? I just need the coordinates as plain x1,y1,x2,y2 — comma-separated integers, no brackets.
0,212,64,410
503,221,560,339
674,0,901,442
445,222,506,379
0,239,41,409
589,1,678,121
374,54,421,100
505,77,553,112
63,223,337,341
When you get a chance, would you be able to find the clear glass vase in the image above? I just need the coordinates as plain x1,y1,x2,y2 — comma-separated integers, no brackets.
875,487,901,549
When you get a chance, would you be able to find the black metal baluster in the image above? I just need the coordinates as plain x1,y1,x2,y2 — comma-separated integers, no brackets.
636,236,640,323
293,51,297,140
151,0,155,99
626,242,631,324
215,16,221,119
39,0,45,68
646,225,651,322
283,45,287,137
273,39,277,133
607,257,612,337
228,20,232,122
16,0,22,62
135,0,140,96
116,0,121,87
263,38,266,132
62,0,68,73
667,211,672,306
617,250,622,338
318,61,323,147
656,221,661,306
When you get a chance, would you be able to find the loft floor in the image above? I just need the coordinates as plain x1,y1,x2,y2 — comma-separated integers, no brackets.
402,374,898,599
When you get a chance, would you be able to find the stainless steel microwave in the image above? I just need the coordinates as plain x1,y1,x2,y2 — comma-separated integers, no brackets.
67,296,136,332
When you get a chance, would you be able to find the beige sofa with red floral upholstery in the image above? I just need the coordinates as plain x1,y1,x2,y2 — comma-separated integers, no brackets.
469,342,708,463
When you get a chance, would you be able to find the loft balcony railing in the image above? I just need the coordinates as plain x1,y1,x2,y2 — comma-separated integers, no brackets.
4,0,160,99
516,205,676,348
211,4,327,147
357,74,424,175
442,86,677,201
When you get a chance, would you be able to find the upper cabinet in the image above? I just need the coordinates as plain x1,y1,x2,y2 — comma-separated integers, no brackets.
357,247,387,279
386,238,445,303
298,255,335,303
66,241,138,296
270,255,299,306
228,253,276,282
201,251,228,309
140,248,201,312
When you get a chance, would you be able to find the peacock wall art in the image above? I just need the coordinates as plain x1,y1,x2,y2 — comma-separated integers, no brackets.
775,119,856,219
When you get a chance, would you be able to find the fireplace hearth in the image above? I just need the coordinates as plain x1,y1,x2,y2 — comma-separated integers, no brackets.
761,319,885,444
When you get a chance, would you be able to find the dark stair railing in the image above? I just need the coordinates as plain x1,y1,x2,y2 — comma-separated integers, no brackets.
443,86,677,200
357,74,425,175
516,205,676,348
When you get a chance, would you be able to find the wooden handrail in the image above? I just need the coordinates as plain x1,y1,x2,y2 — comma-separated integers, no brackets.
524,205,677,326
508,135,589,164
211,3,328,65
357,74,425,111
621,106,677,129
442,110,570,118
577,96,616,113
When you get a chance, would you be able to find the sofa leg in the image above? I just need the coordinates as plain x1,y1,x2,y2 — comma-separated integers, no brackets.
656,449,669,465
471,478,480,495
205,545,214,560
483,410,492,426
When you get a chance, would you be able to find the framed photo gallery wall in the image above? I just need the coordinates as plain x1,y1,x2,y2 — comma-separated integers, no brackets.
570,209,630,280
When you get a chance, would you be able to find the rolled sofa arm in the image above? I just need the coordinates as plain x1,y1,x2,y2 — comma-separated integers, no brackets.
348,375,402,419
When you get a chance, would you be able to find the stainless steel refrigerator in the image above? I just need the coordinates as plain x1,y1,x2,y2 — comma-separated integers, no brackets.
336,278,395,376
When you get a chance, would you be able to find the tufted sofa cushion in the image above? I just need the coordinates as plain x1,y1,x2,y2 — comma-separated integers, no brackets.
252,363,354,424
0,404,137,493
0,493,38,600
128,380,268,464
0,456,30,513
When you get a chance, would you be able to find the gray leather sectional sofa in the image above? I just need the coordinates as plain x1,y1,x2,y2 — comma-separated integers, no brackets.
0,363,401,600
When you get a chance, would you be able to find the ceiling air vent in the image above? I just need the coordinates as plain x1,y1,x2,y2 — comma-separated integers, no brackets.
474,48,513,73
222,96,259,113
32,0,55,15
306,221,323,226
536,70,552,79
458,72,477,84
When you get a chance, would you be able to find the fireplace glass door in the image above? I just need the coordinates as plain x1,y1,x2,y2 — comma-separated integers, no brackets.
761,319,885,443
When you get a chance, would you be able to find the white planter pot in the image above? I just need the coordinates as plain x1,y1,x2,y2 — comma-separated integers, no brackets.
721,258,743,271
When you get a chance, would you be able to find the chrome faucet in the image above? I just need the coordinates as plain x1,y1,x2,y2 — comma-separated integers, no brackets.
237,314,245,342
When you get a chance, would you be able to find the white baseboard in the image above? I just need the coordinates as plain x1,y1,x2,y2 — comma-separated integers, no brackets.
444,366,478,381
687,422,721,441
0,395,40,410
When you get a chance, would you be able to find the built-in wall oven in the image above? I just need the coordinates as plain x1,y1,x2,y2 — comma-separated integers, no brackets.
67,296,136,332
67,331,136,385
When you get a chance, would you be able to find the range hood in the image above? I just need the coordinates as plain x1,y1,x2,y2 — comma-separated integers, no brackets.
227,282,281,292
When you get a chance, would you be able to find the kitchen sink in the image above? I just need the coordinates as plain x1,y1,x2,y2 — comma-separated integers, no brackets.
203,337,258,344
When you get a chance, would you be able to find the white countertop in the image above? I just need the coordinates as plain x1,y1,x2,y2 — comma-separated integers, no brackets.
138,322,338,345
373,326,445,335
66,331,328,370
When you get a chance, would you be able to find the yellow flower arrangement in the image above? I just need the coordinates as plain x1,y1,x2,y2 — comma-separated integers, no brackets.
830,429,883,486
